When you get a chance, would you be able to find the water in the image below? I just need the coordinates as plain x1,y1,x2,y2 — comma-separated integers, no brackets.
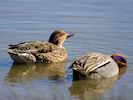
0,0,133,100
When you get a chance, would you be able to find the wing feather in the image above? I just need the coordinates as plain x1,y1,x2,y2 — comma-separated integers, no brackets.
8,41,58,54
72,52,112,74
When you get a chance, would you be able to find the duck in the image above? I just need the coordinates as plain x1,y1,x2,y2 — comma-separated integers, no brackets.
7,30,74,64
70,52,127,80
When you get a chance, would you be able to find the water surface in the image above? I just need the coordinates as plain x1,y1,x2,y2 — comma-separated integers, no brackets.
0,0,133,100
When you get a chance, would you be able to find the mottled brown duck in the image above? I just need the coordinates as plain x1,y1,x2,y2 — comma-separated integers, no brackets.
7,30,74,64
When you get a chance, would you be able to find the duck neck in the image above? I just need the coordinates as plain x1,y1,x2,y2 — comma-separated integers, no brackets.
57,44,63,48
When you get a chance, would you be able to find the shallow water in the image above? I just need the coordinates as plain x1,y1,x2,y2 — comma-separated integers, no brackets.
0,0,133,100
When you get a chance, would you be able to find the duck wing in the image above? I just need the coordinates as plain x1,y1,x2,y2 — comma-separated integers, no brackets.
8,41,58,54
72,52,112,74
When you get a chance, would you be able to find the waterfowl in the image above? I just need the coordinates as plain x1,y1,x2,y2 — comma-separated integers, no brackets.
70,52,127,80
7,30,74,64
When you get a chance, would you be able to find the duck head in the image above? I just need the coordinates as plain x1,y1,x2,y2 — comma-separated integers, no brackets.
111,53,127,68
48,30,74,47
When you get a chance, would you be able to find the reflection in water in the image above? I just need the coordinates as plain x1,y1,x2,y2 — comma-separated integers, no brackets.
69,77,118,100
69,66,127,100
5,62,66,84
0,0,132,99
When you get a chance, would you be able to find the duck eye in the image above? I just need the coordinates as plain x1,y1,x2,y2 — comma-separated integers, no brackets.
60,33,64,36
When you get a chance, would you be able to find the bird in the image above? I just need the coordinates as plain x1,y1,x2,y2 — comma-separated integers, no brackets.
70,52,127,80
7,30,74,64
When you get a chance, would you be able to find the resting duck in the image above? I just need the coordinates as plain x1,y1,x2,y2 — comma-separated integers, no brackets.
70,52,127,80
7,30,74,64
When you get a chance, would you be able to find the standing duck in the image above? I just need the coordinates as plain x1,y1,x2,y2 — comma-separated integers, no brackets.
7,30,74,64
70,52,127,79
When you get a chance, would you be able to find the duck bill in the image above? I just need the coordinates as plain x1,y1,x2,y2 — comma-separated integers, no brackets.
67,33,74,39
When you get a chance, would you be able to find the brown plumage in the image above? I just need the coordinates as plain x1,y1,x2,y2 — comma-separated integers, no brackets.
7,30,74,64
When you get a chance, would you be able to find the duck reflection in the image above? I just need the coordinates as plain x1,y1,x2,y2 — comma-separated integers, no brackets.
5,62,66,83
69,66,127,100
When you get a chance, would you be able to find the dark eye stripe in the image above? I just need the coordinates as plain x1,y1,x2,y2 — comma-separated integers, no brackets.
113,56,126,63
